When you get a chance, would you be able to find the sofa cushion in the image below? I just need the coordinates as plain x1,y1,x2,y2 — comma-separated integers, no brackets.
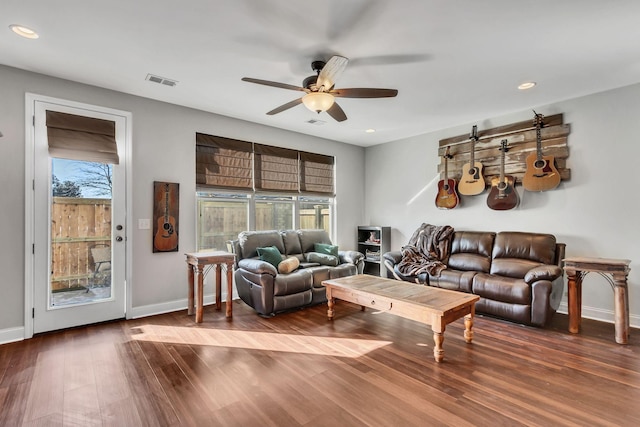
278,256,300,274
273,270,313,296
491,258,544,279
329,263,358,280
429,269,476,293
307,252,339,266
473,273,531,305
447,231,495,273
492,232,556,265
257,246,283,268
314,243,339,257
239,230,285,259
298,229,332,254
280,230,302,256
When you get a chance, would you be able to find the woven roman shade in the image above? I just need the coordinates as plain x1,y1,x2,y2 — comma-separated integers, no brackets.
300,152,335,195
195,132,335,195
254,144,299,192
196,133,253,190
46,111,119,164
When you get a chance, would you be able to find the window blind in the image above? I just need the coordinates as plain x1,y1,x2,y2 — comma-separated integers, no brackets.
300,152,335,195
196,133,253,190
195,132,334,195
254,144,299,192
46,111,119,164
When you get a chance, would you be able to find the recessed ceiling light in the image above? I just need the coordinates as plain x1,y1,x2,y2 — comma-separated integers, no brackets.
518,81,536,90
9,24,39,39
365,129,376,133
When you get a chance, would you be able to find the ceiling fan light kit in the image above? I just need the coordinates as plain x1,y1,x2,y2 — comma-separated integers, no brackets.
242,55,398,122
302,92,335,113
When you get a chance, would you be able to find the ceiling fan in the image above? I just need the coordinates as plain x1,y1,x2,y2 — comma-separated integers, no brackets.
241,55,398,122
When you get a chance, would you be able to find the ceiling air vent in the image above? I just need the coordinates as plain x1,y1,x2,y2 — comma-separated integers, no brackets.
306,119,326,125
145,73,178,87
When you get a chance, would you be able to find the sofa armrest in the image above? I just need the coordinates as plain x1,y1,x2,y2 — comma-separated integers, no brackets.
237,258,278,276
339,250,364,265
524,265,562,284
382,250,402,265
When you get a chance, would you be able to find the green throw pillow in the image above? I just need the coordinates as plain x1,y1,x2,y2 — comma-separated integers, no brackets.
307,251,339,266
314,243,339,257
257,246,283,268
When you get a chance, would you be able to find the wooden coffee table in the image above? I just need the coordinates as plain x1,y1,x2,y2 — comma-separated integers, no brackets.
323,275,479,362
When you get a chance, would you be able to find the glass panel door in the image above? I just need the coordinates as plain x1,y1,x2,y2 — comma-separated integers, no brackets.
32,99,127,334
50,159,113,307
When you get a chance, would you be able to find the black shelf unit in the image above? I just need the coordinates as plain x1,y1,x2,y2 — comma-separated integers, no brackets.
357,226,391,276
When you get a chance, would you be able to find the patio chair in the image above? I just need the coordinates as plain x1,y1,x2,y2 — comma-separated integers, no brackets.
89,244,111,290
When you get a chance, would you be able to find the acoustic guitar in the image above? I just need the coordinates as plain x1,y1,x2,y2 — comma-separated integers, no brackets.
487,140,519,211
435,146,459,209
523,111,561,191
458,124,486,196
154,183,178,251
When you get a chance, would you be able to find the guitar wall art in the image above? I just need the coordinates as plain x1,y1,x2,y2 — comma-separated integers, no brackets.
153,181,179,252
523,111,561,192
435,111,570,211
435,146,460,210
487,140,519,211
458,124,486,196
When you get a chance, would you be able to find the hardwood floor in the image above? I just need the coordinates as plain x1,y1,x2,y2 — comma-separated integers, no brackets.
1,300,638,426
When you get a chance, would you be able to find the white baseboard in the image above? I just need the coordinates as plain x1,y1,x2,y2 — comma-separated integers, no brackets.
557,302,640,329
0,327,26,345
128,291,238,319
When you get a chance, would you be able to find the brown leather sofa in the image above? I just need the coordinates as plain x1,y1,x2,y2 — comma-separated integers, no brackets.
383,230,565,327
232,229,364,316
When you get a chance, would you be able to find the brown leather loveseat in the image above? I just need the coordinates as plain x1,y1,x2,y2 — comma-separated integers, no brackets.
383,230,565,327
232,229,364,317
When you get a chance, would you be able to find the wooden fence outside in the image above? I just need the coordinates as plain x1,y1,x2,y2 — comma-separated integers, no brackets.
198,200,329,251
51,197,111,291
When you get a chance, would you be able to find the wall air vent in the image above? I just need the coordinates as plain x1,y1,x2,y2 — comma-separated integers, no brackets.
145,74,178,87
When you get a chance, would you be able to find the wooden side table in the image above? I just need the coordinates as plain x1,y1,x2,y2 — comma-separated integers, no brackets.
563,257,631,344
185,251,235,323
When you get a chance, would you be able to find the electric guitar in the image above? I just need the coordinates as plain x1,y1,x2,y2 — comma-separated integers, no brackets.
487,140,519,210
154,183,178,251
522,111,561,191
435,147,459,209
458,124,486,195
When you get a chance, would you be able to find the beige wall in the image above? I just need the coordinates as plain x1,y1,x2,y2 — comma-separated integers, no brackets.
364,83,640,327
0,65,365,338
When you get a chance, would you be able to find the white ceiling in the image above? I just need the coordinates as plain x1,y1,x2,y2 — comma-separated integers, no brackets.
3,0,640,146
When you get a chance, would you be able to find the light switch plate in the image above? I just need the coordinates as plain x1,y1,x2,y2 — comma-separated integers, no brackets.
138,219,151,230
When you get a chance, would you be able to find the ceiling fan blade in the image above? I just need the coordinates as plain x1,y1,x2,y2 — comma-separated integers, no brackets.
316,55,349,92
241,77,307,92
326,102,347,122
266,98,303,115
331,88,398,98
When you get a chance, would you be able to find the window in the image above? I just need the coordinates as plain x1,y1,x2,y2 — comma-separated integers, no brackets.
299,196,331,231
196,192,334,251
197,193,249,251
195,133,335,251
255,195,294,231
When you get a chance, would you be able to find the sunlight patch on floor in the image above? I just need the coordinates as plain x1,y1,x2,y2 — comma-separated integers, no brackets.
130,324,392,357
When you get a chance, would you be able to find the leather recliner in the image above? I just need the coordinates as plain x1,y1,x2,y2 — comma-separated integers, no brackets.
383,230,565,327
232,229,364,316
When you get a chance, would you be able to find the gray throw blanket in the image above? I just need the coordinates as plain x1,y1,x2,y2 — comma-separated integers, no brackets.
396,223,454,277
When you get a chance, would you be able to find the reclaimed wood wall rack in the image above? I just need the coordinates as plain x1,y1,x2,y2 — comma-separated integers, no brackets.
437,113,570,185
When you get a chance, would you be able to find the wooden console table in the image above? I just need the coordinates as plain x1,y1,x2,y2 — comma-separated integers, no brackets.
185,251,235,323
563,257,631,344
